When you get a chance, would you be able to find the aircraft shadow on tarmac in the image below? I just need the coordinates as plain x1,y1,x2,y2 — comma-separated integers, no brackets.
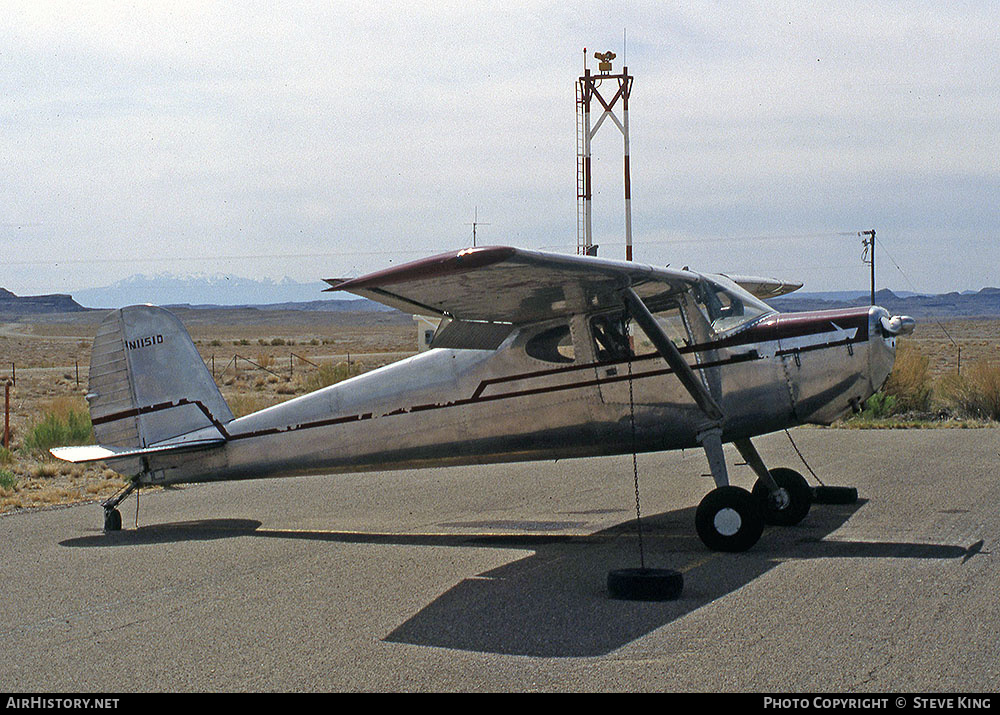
60,501,980,658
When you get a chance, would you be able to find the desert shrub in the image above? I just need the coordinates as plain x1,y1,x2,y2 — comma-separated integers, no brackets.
270,338,286,346
0,446,12,465
301,362,365,392
882,344,932,413
22,403,93,455
31,462,60,478
859,392,898,419
938,361,1000,421
0,469,15,490
255,353,275,370
227,393,284,418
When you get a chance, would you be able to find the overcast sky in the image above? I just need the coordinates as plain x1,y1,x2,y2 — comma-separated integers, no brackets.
2,1,997,297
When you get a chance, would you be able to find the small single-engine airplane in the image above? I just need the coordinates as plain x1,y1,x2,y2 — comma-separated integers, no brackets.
52,246,914,552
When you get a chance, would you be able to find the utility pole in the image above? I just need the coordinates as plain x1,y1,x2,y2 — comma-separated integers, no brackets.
859,229,876,305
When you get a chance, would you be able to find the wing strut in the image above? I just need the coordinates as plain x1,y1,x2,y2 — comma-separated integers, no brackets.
620,287,730,488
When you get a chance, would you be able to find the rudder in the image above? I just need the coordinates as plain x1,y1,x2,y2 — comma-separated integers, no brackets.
87,305,233,449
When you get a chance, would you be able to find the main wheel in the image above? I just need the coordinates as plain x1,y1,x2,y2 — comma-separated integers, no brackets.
752,467,812,526
695,486,764,552
103,508,122,532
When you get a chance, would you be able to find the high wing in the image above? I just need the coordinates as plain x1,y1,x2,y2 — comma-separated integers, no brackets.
324,246,702,325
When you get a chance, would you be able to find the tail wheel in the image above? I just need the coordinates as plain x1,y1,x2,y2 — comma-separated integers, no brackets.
695,486,764,552
752,467,812,526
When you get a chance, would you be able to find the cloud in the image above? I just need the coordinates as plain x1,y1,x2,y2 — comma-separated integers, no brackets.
1,1,997,295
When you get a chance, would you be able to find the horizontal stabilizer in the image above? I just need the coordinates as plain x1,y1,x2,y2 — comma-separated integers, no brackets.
50,438,226,464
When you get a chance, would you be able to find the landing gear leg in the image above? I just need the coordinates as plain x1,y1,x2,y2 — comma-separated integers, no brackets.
695,429,764,552
101,478,139,532
619,287,763,552
734,438,811,526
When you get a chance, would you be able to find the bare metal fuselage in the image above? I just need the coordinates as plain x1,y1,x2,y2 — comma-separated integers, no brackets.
144,304,898,487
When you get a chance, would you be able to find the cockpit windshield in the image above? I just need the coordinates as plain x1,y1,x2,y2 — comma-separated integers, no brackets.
694,274,775,334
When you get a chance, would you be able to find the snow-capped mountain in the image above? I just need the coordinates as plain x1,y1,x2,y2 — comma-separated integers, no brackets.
72,273,343,309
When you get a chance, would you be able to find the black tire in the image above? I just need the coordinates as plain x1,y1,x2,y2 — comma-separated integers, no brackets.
607,568,683,601
752,467,812,526
103,508,122,532
812,485,859,504
695,486,764,552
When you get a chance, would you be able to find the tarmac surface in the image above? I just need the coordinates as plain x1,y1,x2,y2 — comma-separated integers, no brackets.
1,428,997,692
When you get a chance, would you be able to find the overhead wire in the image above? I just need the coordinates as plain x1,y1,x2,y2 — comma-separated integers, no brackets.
0,247,466,268
3,230,869,267
874,234,958,348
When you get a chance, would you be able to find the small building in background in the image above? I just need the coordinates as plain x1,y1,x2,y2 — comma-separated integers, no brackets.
414,315,442,351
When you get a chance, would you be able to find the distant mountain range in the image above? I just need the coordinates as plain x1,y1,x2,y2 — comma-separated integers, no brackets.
5,273,1000,319
0,287,86,314
0,273,391,316
770,287,1000,318
70,273,344,308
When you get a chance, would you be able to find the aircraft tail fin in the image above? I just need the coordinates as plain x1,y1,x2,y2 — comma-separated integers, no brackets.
84,305,233,454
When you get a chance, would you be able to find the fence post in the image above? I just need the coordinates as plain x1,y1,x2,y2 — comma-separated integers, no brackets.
3,380,10,450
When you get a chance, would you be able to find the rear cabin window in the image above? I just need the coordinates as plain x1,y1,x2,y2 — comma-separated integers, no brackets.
525,324,575,363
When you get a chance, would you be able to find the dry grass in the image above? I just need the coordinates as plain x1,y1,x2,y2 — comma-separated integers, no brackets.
882,343,933,413
1,307,415,515
936,361,1000,421
846,339,1000,426
903,318,1000,379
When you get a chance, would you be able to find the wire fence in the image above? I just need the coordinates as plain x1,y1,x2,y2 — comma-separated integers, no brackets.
210,352,352,381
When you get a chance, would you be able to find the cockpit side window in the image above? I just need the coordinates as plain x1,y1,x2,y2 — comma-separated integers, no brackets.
591,312,631,362
591,303,689,361
525,324,575,363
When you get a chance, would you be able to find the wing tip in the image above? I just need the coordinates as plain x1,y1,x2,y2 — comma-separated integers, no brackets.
322,278,349,292
331,246,517,292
